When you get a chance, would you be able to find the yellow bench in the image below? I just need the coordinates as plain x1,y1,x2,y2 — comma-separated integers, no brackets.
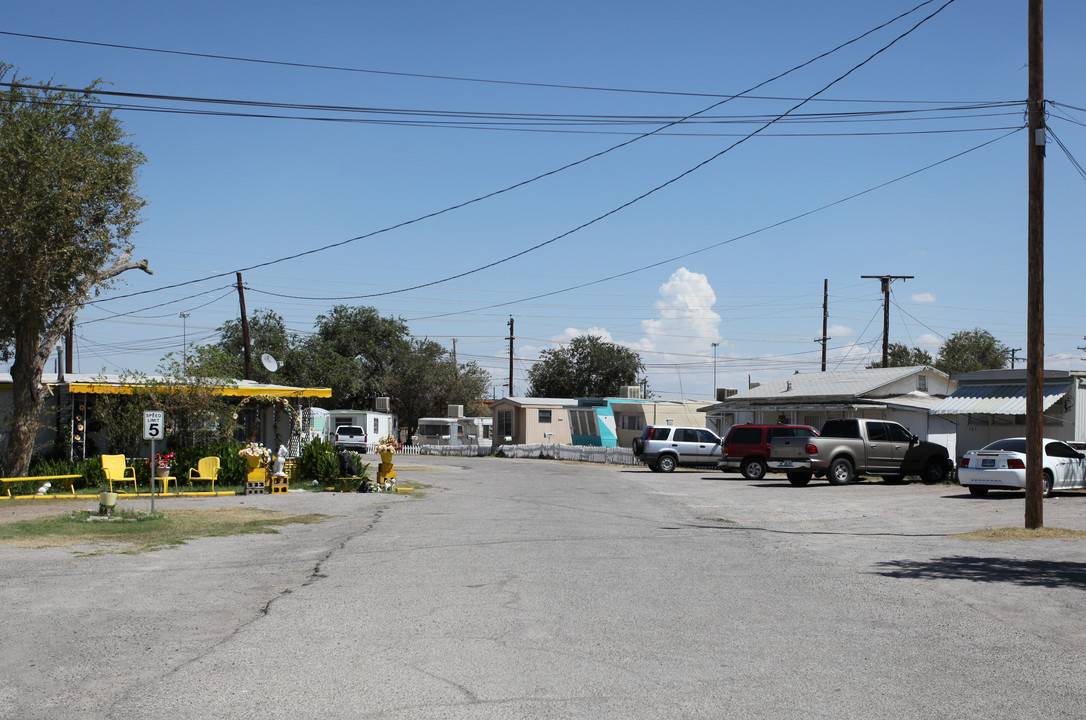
1,474,81,498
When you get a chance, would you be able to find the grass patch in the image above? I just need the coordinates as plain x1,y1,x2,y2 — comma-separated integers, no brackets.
700,517,737,524
0,507,329,555
952,526,1086,541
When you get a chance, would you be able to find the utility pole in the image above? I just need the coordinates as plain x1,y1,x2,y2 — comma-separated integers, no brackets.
819,279,829,371
711,342,719,398
236,272,252,380
1025,0,1045,529
861,275,913,367
65,319,74,375
179,312,190,373
1009,347,1023,369
506,317,515,396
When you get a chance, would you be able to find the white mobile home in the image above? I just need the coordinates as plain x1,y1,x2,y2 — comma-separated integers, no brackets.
330,409,398,446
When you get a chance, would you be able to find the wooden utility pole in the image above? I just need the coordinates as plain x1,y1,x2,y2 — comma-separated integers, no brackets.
506,317,515,396
820,279,829,371
1025,0,1045,529
65,319,74,375
236,272,252,381
861,275,913,367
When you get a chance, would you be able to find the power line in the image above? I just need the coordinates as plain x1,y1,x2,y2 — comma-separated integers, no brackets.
81,0,959,308
413,127,1018,321
0,20,988,104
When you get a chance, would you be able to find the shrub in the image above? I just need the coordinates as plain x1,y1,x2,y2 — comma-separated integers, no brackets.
297,437,338,484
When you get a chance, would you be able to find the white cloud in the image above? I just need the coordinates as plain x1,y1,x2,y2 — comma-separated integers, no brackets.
912,292,936,303
552,326,613,343
916,333,941,349
827,324,852,338
640,268,722,356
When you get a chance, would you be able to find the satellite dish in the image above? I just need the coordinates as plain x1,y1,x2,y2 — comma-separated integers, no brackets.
260,353,279,373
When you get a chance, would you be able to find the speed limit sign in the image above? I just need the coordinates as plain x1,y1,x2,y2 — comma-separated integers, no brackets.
143,410,165,440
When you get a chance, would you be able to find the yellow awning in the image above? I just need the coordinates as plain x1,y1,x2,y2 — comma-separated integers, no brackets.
65,382,331,398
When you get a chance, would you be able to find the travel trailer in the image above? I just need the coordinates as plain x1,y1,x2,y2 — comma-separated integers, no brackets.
414,413,492,447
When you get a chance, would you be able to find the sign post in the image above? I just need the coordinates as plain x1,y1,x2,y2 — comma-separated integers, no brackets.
143,411,164,515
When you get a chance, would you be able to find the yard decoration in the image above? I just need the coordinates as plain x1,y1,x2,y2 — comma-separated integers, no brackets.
375,436,398,491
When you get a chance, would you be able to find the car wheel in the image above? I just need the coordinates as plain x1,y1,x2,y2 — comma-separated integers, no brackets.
740,458,767,481
1043,470,1054,498
827,458,854,485
882,475,904,484
787,472,812,487
968,485,989,497
656,455,677,473
921,459,949,484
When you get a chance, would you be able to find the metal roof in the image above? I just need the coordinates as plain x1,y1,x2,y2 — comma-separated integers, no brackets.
928,382,1070,415
722,366,941,402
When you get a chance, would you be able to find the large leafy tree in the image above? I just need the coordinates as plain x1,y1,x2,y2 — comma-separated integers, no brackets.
390,338,491,438
527,335,645,398
935,328,1009,376
0,69,150,476
866,343,934,369
187,308,292,384
292,305,411,408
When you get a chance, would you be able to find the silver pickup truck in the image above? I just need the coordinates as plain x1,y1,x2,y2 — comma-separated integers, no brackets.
768,418,952,487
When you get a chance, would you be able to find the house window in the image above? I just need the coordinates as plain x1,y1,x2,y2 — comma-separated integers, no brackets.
373,418,379,434
538,409,552,423
497,410,513,437
917,374,928,392
619,414,644,431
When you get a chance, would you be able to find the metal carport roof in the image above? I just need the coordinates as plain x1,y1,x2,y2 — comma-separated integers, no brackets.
928,382,1070,415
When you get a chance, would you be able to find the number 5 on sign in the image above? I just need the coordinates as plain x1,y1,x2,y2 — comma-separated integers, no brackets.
144,411,165,440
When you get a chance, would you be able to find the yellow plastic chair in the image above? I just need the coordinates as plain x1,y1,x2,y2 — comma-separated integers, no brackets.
101,454,138,494
188,457,221,492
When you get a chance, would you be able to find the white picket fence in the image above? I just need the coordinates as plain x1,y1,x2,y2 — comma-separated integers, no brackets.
402,443,642,466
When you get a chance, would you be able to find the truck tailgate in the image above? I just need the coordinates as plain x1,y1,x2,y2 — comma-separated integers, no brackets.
768,436,811,470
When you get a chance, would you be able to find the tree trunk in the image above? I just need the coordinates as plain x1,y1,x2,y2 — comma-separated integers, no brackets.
1,253,151,477
3,328,47,477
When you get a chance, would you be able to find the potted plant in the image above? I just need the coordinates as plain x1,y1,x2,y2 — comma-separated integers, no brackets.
237,442,272,470
153,452,176,478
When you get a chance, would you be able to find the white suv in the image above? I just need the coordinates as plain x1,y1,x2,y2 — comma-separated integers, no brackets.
632,425,723,472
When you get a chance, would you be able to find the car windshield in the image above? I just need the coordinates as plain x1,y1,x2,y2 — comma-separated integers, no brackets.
982,438,1026,453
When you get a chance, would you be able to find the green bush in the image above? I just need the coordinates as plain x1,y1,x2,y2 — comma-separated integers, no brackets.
297,437,338,484
172,439,246,487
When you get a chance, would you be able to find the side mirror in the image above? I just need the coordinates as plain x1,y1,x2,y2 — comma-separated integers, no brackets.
910,434,919,445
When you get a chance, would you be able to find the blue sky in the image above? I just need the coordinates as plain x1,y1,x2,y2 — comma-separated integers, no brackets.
3,0,1084,400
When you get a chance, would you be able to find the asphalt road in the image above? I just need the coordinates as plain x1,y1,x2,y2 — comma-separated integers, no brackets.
2,458,1085,719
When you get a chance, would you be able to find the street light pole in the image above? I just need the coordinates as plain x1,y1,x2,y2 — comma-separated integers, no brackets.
178,312,190,373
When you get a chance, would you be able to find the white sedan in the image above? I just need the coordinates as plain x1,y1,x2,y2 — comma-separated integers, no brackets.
958,437,1086,498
